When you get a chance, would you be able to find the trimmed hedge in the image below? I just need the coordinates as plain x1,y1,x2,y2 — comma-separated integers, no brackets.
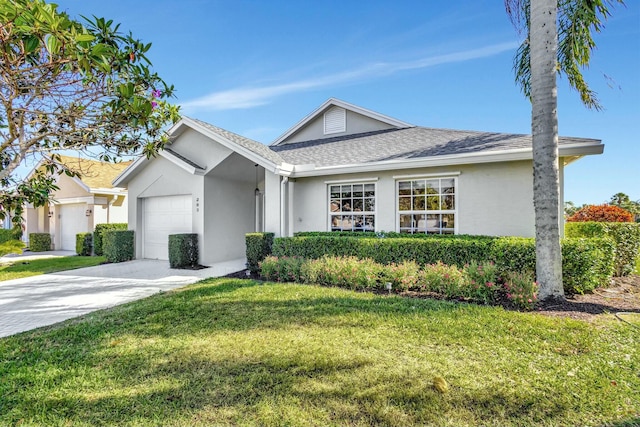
93,223,127,256
103,230,134,263
565,221,640,276
29,233,51,252
76,233,93,256
169,233,198,268
272,235,615,294
246,232,274,274
0,226,22,243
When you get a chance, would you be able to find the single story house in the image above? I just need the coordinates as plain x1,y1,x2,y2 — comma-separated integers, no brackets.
114,98,603,266
25,156,130,250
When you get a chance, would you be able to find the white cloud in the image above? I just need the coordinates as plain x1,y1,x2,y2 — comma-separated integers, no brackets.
181,41,519,112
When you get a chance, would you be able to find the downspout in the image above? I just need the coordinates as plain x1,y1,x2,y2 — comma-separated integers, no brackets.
280,176,288,237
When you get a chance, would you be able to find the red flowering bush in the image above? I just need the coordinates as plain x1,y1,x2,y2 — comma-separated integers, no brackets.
503,271,538,310
567,204,633,223
462,260,499,304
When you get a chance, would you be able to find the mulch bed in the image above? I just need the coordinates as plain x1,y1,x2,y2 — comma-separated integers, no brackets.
224,270,640,321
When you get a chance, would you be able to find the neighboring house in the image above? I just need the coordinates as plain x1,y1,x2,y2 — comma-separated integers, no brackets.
25,156,131,251
114,98,603,265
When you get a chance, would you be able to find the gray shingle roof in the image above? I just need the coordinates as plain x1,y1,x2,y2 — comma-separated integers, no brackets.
188,117,285,165
270,127,601,167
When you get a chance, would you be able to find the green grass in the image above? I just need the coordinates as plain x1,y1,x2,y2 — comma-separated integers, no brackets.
1,279,638,427
635,255,640,275
0,256,106,281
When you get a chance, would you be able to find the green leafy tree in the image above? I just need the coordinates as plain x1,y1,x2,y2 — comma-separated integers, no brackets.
0,0,180,224
505,0,624,300
564,201,584,218
609,192,640,221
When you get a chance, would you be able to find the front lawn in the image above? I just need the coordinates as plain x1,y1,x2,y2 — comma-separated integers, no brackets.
0,256,106,281
0,278,638,426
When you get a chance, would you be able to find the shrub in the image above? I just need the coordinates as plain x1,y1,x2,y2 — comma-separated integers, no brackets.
273,236,495,267
419,262,467,298
562,238,615,294
93,223,127,256
503,271,538,310
0,226,22,243
103,230,134,263
168,233,198,268
301,256,380,290
383,260,422,291
29,233,51,252
272,235,616,295
75,233,92,256
0,240,24,257
566,222,640,276
246,232,274,274
462,260,499,304
259,256,539,310
259,255,305,283
567,204,633,223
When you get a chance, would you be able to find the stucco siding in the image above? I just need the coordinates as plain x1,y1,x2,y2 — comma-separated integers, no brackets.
203,175,255,264
126,156,204,261
282,110,397,145
290,161,538,237
52,174,90,199
170,128,233,172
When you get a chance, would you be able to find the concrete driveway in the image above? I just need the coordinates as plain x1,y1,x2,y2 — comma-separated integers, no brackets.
0,258,246,338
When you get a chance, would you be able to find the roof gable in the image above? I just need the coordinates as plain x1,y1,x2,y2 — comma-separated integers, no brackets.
114,116,288,186
271,98,413,146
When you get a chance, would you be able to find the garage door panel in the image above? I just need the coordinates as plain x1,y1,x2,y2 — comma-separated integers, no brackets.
59,204,88,251
143,195,192,260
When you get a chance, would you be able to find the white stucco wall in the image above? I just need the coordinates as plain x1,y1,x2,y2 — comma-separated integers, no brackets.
203,175,255,264
288,160,540,237
172,128,233,172
126,155,204,261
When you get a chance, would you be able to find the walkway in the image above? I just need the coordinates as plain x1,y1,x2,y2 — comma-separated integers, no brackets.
0,258,246,338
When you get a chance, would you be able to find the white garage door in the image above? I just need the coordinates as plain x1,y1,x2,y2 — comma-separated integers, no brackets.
59,204,88,251
143,195,192,260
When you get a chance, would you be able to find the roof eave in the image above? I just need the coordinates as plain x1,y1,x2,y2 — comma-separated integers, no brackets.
180,116,282,174
288,143,604,178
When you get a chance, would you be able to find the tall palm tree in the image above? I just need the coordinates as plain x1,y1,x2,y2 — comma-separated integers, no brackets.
505,0,625,301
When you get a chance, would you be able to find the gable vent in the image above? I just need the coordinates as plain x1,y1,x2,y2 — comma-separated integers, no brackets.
324,107,346,135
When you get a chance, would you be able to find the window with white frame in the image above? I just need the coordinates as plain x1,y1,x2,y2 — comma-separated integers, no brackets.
397,177,456,234
329,183,375,231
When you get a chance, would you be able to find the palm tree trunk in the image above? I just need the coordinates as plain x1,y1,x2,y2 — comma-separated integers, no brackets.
530,0,564,300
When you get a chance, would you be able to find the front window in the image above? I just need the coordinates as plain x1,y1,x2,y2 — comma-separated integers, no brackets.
397,177,456,234
329,183,375,231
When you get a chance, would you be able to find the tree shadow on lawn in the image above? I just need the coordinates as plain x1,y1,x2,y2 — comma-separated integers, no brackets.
4,351,578,427
113,278,473,338
1,278,633,426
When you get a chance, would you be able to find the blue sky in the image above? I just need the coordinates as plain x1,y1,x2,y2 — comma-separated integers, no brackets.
55,0,640,205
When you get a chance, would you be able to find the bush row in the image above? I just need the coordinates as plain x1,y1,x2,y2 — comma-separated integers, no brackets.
0,226,22,243
271,236,615,294
260,255,538,310
169,233,198,268
76,233,92,256
29,233,51,252
246,232,274,274
93,223,127,256
565,222,640,276
103,230,134,263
